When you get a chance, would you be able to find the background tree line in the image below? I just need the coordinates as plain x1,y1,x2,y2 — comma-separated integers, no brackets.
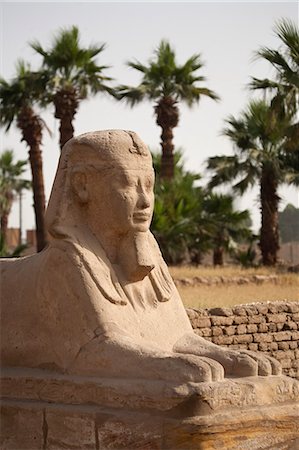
0,19,298,265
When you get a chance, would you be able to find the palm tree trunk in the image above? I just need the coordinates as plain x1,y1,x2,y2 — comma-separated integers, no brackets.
54,88,78,150
160,126,175,179
17,107,47,252
1,213,8,246
213,246,224,265
260,167,280,266
155,96,179,180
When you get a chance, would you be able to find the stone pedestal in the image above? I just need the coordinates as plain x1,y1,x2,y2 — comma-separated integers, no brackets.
1,368,299,449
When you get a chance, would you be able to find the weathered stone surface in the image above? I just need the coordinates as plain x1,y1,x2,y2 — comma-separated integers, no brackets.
0,403,44,449
1,130,298,448
46,408,96,449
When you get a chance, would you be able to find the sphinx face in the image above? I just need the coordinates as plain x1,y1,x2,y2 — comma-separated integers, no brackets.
88,167,155,236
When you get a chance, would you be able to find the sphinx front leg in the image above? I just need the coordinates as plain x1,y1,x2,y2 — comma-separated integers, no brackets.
173,332,260,377
66,333,224,382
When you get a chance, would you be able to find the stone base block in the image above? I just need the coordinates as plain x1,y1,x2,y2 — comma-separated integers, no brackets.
1,368,299,449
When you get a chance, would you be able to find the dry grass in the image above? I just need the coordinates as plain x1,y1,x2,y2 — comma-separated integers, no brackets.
168,265,299,309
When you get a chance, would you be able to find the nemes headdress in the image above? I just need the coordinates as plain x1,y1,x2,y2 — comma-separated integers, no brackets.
46,130,153,238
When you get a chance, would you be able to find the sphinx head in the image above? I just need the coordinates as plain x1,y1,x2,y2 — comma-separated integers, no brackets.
46,130,155,244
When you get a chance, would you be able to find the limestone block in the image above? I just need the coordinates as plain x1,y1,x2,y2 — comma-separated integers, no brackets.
0,403,44,449
223,325,236,336
233,306,247,316
212,336,234,345
236,324,247,335
273,331,292,342
211,316,233,326
212,326,223,336
233,335,253,344
248,315,266,324
253,333,273,343
267,313,287,323
233,316,249,324
194,328,212,337
284,321,298,330
208,307,233,317
46,408,96,449
258,323,268,332
195,317,211,328
246,324,258,333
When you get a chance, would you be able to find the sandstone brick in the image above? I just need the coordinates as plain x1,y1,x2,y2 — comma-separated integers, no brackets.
233,334,253,344
211,316,233,326
273,350,294,361
280,359,292,369
232,306,247,316
270,342,278,351
255,304,269,314
248,315,266,324
292,359,299,368
278,342,290,350
212,326,223,337
258,323,268,333
245,306,259,315
292,312,299,321
212,335,234,345
208,307,233,317
276,323,284,331
273,331,292,342
258,342,272,351
186,308,198,320
285,303,299,313
268,323,278,332
289,341,298,350
283,321,298,330
248,343,258,351
237,324,247,335
253,333,273,343
223,325,236,336
195,317,211,328
46,409,96,449
195,328,212,337
268,303,288,314
233,316,248,325
267,313,287,323
0,404,43,449
291,331,299,340
246,324,258,333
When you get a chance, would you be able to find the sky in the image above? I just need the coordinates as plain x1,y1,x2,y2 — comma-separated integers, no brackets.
1,1,298,237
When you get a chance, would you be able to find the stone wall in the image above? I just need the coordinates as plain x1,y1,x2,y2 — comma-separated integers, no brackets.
187,301,299,379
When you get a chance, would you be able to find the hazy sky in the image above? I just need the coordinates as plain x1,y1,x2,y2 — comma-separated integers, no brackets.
1,1,298,235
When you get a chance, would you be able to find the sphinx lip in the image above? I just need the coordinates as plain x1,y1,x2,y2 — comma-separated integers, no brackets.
133,212,151,221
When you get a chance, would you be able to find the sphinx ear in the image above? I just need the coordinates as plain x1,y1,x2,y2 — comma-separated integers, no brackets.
71,170,89,204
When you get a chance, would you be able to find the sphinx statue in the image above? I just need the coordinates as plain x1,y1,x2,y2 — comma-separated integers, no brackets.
1,130,280,381
2,130,299,450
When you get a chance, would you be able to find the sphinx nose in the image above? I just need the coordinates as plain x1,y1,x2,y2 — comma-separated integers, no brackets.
137,192,151,209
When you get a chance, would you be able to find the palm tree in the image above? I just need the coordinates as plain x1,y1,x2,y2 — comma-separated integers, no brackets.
117,40,219,179
0,62,48,252
202,193,251,266
250,18,299,116
250,19,299,153
30,26,114,150
0,150,30,247
207,99,298,266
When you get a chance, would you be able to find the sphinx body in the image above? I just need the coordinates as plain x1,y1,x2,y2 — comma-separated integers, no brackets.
1,130,281,383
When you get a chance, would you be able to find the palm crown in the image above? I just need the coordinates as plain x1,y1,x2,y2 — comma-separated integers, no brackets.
250,19,299,115
118,40,219,179
207,99,297,266
31,26,114,149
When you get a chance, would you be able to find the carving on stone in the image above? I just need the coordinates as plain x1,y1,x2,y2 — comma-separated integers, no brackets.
1,130,282,382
